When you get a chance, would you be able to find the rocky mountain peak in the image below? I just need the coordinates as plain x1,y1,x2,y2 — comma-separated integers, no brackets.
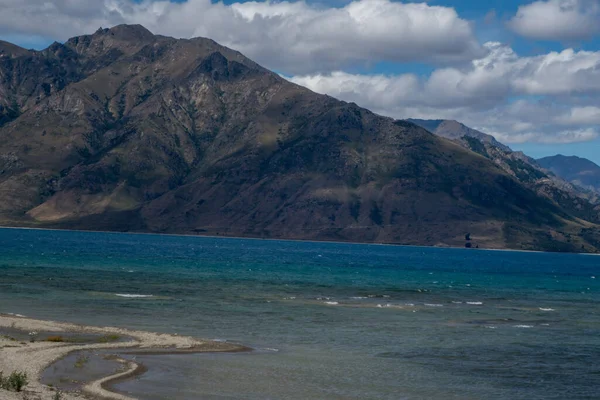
99,24,155,42
65,24,156,58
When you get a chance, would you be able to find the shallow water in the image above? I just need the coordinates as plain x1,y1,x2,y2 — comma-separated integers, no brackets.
1,228,599,399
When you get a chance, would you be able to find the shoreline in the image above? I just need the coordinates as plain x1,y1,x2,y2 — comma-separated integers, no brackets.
1,224,596,256
0,314,249,400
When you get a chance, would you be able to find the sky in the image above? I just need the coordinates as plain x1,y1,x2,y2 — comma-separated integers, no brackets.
1,0,599,164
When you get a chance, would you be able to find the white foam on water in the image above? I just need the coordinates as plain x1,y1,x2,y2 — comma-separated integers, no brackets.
404,303,415,306
485,326,497,329
424,303,443,307
264,348,280,352
115,294,154,298
513,325,534,328
6,313,25,317
539,308,555,311
350,296,367,299
452,301,463,304
466,302,483,305
324,301,339,305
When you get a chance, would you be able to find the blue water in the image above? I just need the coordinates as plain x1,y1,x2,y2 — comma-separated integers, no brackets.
1,228,599,399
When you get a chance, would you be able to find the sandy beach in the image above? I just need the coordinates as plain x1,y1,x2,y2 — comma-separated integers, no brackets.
0,314,248,400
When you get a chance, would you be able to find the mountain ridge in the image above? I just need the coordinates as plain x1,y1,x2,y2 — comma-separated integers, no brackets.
1,25,599,253
538,155,600,195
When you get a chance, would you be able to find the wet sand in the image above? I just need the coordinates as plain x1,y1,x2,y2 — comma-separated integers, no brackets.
0,314,249,400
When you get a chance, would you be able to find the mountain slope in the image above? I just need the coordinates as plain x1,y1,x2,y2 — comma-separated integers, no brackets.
538,155,600,195
407,119,511,152
0,25,599,252
408,119,600,222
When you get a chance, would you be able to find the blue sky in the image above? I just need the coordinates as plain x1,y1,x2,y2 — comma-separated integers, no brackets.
0,0,599,164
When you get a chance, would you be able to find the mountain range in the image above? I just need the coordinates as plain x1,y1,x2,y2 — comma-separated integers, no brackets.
538,155,600,195
1,25,599,252
407,119,600,219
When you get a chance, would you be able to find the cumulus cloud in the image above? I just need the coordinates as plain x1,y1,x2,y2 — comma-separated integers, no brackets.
556,106,600,124
0,0,483,74
288,42,600,144
509,0,600,41
492,128,598,144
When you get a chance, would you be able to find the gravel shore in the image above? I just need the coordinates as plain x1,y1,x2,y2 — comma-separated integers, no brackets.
0,314,247,400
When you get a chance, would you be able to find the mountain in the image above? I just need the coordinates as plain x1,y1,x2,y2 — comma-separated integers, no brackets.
408,119,600,221
0,25,599,253
407,119,511,152
538,155,600,195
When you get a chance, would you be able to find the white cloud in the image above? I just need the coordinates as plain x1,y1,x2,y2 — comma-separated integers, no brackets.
556,106,600,124
288,42,600,144
492,128,598,144
509,0,600,41
289,43,600,109
0,0,483,74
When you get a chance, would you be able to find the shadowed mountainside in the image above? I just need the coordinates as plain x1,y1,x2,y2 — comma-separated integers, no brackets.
1,25,599,252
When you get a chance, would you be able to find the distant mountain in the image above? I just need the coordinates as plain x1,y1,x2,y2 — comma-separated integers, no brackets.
407,119,511,152
538,155,600,195
408,119,600,224
0,25,599,252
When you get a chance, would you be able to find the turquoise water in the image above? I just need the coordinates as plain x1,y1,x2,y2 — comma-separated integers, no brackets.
1,228,599,399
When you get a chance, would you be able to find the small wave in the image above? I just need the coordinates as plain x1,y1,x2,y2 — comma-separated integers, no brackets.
404,303,415,307
485,326,497,329
424,303,443,307
115,294,154,298
539,308,555,311
324,301,339,305
513,325,534,328
350,296,368,299
452,301,463,304
263,347,279,352
377,303,394,308
466,302,483,305
6,313,25,317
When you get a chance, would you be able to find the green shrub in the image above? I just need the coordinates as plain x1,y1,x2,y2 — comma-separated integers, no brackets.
0,370,28,392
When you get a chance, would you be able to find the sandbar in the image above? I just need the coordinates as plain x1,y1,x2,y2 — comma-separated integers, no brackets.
0,314,249,400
